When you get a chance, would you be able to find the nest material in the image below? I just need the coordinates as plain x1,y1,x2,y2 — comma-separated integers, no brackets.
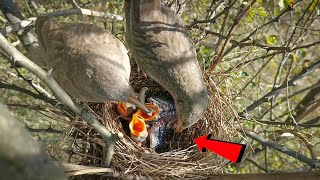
64,61,238,179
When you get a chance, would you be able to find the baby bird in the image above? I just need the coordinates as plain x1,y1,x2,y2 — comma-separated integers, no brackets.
125,0,209,132
36,16,150,113
129,113,149,146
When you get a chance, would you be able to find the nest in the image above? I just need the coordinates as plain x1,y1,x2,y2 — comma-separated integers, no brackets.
60,61,239,179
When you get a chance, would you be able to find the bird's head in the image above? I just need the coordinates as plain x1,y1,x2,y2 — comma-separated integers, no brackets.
174,90,209,132
117,102,136,118
129,113,148,144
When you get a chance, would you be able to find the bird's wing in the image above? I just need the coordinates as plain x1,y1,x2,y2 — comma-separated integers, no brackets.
42,23,131,101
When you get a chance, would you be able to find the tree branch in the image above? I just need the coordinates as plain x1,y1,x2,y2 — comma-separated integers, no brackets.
244,130,320,168
239,60,320,118
208,0,258,72
0,0,39,52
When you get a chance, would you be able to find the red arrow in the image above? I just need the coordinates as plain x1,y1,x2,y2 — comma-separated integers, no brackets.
194,134,246,163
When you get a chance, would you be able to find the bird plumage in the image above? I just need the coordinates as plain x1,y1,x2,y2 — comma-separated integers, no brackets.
125,0,208,131
36,17,150,113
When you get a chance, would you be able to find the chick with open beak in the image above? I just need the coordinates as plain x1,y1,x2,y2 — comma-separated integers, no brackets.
35,16,150,113
125,0,209,132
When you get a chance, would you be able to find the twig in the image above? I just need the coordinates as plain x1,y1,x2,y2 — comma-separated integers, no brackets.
239,60,320,118
187,0,237,29
0,65,55,99
0,17,36,36
247,158,268,173
246,119,320,128
68,0,80,9
0,81,54,103
222,0,303,57
25,124,63,134
0,0,39,51
294,100,320,123
42,8,123,20
208,0,258,72
0,8,123,36
205,29,291,52
244,130,320,168
0,33,123,166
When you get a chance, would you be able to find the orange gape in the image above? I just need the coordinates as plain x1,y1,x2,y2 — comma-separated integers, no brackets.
117,102,135,118
129,113,146,136
136,103,159,121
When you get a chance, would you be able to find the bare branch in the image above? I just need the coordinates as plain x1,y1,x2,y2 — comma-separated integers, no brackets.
239,60,320,118
208,0,258,72
0,8,123,36
205,29,291,52
25,124,63,134
244,130,320,168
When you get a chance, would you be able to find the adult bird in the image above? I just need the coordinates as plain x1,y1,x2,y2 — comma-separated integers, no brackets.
35,16,150,113
125,0,209,132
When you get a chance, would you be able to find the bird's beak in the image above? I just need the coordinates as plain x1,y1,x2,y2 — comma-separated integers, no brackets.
128,96,152,115
117,102,136,118
136,103,159,121
129,113,147,137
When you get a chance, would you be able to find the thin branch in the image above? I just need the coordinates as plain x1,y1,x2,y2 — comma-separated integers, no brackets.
187,0,237,29
244,130,320,168
0,81,54,103
0,17,36,36
208,0,258,72
68,0,80,9
205,29,291,52
0,33,123,166
25,124,63,134
0,0,39,51
223,0,304,57
294,100,320,123
0,8,123,36
42,8,123,20
0,63,55,100
247,158,268,173
6,103,67,118
239,60,320,118
246,119,320,128
257,82,320,120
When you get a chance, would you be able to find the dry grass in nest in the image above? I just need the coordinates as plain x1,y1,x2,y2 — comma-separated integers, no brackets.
55,61,239,179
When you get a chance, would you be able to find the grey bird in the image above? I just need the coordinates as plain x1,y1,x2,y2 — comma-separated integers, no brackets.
36,16,150,113
125,0,209,132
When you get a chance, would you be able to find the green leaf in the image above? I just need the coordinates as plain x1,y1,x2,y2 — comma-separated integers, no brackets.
247,16,253,23
240,71,249,78
202,47,213,56
290,53,297,62
285,0,295,7
257,7,268,17
266,35,279,45
249,9,256,18
248,9,255,23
